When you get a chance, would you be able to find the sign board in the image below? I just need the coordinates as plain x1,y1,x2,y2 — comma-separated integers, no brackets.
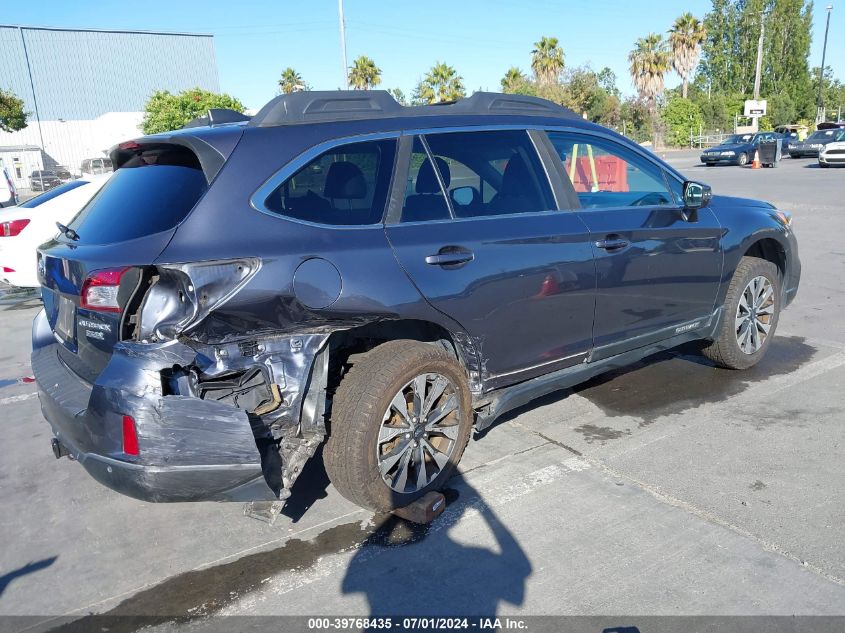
744,99,767,116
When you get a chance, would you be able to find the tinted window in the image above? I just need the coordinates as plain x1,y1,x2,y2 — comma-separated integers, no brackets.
548,132,675,209
19,180,88,208
264,139,396,226
403,129,553,221
67,164,206,244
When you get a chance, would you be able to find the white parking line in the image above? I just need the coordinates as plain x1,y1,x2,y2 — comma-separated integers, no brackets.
0,392,37,405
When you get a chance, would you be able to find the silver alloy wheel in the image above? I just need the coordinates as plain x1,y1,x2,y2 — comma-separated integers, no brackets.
376,372,460,494
735,275,775,355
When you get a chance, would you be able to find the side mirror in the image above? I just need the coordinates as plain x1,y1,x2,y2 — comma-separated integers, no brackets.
450,185,478,207
682,180,711,221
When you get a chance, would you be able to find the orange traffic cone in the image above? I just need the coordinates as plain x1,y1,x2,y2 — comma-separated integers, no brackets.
751,150,761,169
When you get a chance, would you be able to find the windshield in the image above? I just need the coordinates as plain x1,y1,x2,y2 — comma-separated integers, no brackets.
809,130,838,140
19,180,88,208
724,134,753,144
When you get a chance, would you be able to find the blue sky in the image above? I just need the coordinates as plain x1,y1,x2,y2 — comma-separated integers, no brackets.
4,0,843,110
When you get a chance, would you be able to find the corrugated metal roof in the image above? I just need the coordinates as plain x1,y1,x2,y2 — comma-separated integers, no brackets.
0,25,220,120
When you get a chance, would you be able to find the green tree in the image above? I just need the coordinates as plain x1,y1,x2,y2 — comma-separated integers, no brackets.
387,88,407,105
278,68,306,94
501,67,530,93
699,0,814,117
597,67,620,97
531,37,565,86
413,63,466,104
662,97,705,146
141,88,245,135
0,89,28,133
629,34,671,144
348,56,382,90
668,13,706,99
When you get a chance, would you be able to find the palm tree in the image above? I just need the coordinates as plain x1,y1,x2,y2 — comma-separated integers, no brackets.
415,63,466,104
629,34,671,145
668,13,706,99
278,67,305,94
348,56,382,90
501,67,528,93
531,37,565,86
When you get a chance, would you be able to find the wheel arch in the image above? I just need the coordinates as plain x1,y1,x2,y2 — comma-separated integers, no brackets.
743,236,787,280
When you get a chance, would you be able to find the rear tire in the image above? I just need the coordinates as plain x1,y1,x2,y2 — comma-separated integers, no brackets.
701,256,781,370
324,340,473,512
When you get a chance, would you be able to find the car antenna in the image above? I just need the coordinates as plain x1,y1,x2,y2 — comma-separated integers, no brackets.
56,222,79,241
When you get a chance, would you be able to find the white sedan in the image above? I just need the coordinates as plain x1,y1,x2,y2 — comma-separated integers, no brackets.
0,175,111,288
819,141,845,168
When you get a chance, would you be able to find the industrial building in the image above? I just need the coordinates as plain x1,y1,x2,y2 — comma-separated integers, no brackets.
0,25,219,190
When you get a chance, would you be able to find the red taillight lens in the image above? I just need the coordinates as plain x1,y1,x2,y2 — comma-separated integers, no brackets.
1,219,30,237
2,266,15,273
80,267,129,312
122,415,139,455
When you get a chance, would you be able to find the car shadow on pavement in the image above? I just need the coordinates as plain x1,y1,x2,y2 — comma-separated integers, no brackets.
0,556,57,598
341,479,531,621
46,481,529,631
279,444,332,523
475,336,816,437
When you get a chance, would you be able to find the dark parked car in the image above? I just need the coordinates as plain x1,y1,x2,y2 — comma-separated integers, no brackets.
699,132,783,166
789,128,845,158
29,170,61,192
53,165,73,181
33,91,801,512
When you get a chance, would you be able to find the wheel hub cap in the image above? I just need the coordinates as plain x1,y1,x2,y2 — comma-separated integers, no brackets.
735,275,775,355
376,372,461,494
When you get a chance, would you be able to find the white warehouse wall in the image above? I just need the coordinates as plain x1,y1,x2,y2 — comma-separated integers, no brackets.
0,112,143,184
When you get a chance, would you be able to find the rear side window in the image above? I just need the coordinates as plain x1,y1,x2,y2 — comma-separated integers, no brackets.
67,148,207,244
263,139,396,226
20,180,88,208
411,129,555,220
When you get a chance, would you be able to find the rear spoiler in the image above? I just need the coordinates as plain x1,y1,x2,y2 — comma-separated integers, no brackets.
182,108,251,129
108,129,242,185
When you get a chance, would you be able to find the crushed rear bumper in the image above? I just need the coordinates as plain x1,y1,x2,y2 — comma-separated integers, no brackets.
31,309,276,502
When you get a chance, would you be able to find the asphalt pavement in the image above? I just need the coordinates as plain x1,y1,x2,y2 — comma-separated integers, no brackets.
1,152,843,630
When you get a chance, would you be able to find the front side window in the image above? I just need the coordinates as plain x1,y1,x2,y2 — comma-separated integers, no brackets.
401,129,554,222
264,139,396,226
547,132,676,209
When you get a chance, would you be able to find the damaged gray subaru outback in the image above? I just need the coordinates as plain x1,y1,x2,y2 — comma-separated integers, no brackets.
33,91,800,512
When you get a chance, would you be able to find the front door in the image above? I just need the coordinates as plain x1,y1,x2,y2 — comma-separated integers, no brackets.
385,130,597,385
546,130,724,358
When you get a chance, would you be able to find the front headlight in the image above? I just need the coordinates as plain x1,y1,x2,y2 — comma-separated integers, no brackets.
721,151,736,156
775,210,793,229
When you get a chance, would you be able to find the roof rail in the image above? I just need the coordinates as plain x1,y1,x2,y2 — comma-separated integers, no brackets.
249,90,577,128
182,108,251,129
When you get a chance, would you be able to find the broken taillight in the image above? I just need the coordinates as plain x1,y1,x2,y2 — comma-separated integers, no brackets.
80,267,130,313
1,219,30,237
122,415,139,455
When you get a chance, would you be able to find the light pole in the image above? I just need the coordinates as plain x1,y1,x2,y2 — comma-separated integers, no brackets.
753,11,766,100
816,4,833,123
338,0,349,90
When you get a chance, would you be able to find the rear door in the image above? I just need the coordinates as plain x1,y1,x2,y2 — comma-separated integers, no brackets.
39,144,211,383
546,130,723,358
385,129,596,385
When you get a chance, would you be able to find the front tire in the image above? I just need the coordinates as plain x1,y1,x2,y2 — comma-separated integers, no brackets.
737,152,749,166
324,340,473,512
701,256,781,370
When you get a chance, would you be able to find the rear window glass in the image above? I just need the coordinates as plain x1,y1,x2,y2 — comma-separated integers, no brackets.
262,139,396,226
20,180,88,208
67,164,206,244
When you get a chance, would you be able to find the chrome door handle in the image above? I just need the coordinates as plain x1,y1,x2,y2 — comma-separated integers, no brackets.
425,247,474,266
594,238,630,251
